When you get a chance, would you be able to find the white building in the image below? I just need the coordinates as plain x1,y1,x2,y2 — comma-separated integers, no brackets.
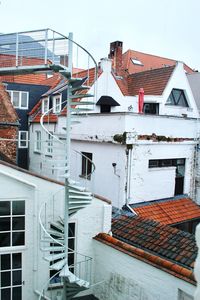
29,59,200,209
0,160,111,299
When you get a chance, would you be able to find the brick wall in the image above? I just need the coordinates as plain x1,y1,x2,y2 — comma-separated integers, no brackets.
0,82,19,162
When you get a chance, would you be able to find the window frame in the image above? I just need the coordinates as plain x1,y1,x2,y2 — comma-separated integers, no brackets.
46,132,53,155
53,94,62,114
8,90,29,110
81,152,93,180
18,131,28,149
42,97,49,114
35,130,42,152
143,103,159,115
0,200,25,248
0,252,22,300
166,89,189,107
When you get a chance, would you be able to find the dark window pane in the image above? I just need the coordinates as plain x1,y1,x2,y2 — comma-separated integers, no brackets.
1,271,11,287
12,217,25,230
0,201,10,216
12,270,21,286
68,238,75,250
12,232,25,246
12,287,22,300
0,232,10,247
68,252,74,266
0,217,10,231
12,201,25,215
1,288,11,300
1,254,11,270
12,253,21,269
68,223,75,237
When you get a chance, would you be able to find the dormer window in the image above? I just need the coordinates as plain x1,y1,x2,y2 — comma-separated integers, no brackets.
53,95,62,113
166,89,189,107
42,97,49,114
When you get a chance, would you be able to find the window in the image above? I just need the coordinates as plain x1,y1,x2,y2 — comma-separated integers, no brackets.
143,103,159,115
81,152,93,180
0,252,22,300
53,95,62,113
178,290,193,300
131,58,143,66
166,89,189,107
42,97,49,114
46,132,53,155
100,105,111,113
149,158,185,168
50,222,76,284
8,90,29,109
35,131,41,152
0,201,25,247
18,131,28,149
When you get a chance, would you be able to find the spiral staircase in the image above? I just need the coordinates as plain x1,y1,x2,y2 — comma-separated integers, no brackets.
0,29,97,299
38,73,96,299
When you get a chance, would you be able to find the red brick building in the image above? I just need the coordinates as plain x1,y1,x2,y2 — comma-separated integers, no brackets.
0,82,19,163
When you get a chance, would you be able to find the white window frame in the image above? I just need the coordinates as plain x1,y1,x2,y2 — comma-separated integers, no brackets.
0,200,25,248
18,131,28,149
46,132,53,155
8,90,29,109
35,130,42,152
53,94,62,113
42,97,49,114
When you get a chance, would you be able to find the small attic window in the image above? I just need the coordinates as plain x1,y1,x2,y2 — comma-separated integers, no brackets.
131,58,143,66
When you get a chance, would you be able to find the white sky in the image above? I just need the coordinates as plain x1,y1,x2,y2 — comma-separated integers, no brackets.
0,0,200,70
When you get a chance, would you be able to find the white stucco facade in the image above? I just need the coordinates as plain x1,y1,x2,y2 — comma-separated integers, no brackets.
93,240,195,300
0,162,111,299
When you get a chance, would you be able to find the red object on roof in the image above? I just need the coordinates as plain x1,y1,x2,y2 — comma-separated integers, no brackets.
138,88,144,113
132,197,200,225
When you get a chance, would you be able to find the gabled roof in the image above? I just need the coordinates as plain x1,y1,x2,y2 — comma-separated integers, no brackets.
131,197,200,225
95,215,196,284
75,67,102,86
127,65,175,96
0,82,18,122
122,49,193,75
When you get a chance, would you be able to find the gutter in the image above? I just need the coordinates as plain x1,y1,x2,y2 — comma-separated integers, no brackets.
0,121,20,126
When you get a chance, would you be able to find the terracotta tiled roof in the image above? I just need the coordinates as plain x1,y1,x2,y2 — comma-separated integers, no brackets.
0,53,50,85
127,65,175,96
122,49,193,75
94,215,196,284
39,73,63,89
75,67,101,86
113,74,129,96
131,197,200,225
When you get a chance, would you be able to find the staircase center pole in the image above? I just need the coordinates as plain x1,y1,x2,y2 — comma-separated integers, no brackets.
63,32,73,300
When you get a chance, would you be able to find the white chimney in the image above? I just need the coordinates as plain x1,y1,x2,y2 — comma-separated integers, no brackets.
100,58,112,73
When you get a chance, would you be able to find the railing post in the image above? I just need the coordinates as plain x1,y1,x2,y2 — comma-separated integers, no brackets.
16,33,19,67
44,29,48,64
195,224,200,299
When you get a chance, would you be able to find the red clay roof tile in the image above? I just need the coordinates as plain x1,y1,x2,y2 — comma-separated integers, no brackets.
122,49,193,75
132,197,200,225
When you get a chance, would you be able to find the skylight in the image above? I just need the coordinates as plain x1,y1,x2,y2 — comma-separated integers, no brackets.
131,58,143,66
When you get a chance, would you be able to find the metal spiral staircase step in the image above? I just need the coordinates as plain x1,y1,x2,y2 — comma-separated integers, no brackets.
47,229,64,238
42,246,65,252
70,100,94,105
70,94,93,99
50,221,64,232
44,252,65,262
71,85,90,92
50,258,67,270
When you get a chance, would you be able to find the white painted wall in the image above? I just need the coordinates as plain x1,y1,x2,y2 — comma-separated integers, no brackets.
0,163,112,299
129,142,195,203
93,240,195,300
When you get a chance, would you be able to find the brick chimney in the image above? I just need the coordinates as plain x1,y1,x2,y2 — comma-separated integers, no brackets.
108,41,123,75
